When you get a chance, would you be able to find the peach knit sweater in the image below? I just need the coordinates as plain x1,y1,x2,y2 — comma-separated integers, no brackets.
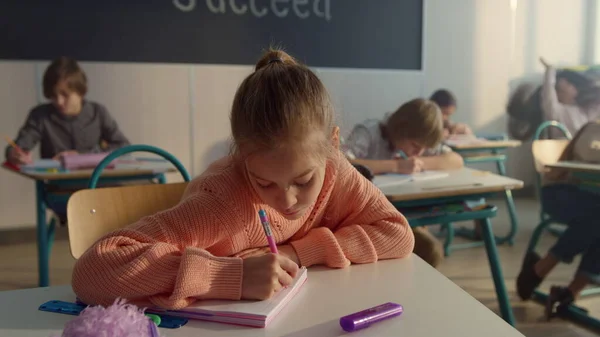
72,156,414,309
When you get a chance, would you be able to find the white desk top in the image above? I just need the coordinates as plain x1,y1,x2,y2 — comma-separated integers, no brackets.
546,161,600,173
378,168,524,202
2,161,177,181
0,256,523,337
446,139,522,150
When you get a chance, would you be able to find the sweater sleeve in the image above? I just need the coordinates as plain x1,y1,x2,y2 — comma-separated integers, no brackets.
97,104,131,150
289,160,414,268
71,186,244,309
4,108,43,159
540,66,569,123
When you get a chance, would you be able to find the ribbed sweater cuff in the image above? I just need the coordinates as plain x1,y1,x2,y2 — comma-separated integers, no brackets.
183,248,243,300
290,228,345,267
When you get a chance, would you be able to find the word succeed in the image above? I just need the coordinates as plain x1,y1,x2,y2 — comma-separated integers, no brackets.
173,0,332,21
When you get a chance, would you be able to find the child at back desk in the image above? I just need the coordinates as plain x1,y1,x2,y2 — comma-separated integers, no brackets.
342,98,464,268
4,57,130,224
72,49,415,309
5,57,130,165
517,120,600,318
429,89,472,138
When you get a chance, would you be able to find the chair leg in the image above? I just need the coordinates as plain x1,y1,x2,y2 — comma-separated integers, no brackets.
480,217,515,326
495,160,518,246
442,223,454,257
35,181,49,287
47,217,56,257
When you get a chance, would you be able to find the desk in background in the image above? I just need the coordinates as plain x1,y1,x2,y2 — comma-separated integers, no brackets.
445,138,522,246
1,159,177,288
0,255,524,337
545,161,600,173
539,161,600,329
378,168,524,325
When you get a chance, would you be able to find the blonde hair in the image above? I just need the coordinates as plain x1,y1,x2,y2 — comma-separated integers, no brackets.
230,48,335,159
384,98,444,148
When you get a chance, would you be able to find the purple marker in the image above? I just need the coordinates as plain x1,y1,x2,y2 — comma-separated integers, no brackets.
339,302,403,332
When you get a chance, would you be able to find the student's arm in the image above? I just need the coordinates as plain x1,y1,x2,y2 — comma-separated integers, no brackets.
539,61,572,126
289,160,415,268
349,158,396,175
71,181,244,309
420,145,464,170
420,152,464,170
343,125,398,174
4,108,43,162
98,104,130,150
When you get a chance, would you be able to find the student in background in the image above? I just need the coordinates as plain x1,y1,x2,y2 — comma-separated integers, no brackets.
539,57,600,138
517,121,600,318
429,89,472,137
71,49,415,308
5,56,130,166
343,98,464,267
343,98,464,175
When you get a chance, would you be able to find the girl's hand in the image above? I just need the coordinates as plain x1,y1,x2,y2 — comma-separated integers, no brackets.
237,245,300,265
241,254,299,300
540,57,550,69
395,158,424,174
278,245,300,265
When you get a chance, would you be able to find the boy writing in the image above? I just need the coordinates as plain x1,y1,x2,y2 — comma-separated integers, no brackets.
343,98,464,267
5,56,129,165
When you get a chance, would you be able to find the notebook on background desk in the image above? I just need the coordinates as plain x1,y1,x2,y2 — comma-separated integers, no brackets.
148,267,308,328
372,171,449,188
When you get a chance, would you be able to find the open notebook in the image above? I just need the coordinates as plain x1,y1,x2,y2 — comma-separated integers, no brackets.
148,267,308,328
372,171,449,188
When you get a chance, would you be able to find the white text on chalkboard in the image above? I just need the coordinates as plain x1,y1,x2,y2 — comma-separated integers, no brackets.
173,0,331,21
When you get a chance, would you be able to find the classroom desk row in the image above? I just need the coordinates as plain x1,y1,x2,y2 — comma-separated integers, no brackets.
0,256,524,337
0,165,526,336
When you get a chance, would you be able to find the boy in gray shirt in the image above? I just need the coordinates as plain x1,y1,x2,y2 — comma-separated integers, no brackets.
5,57,129,165
5,57,130,224
343,98,464,269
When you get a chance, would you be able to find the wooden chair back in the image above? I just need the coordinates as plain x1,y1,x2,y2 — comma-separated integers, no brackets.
531,139,570,173
67,182,188,259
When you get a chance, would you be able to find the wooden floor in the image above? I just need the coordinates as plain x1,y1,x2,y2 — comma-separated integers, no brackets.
0,197,598,336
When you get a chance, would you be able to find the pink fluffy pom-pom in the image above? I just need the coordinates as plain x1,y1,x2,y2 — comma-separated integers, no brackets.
52,298,160,337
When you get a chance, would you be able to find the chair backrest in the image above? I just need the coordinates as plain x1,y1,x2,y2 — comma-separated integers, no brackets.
531,139,570,173
67,182,189,259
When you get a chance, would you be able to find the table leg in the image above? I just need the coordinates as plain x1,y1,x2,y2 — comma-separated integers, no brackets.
442,223,454,257
35,180,49,287
480,217,515,326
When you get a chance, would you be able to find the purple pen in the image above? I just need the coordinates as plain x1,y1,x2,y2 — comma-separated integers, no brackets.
339,302,403,332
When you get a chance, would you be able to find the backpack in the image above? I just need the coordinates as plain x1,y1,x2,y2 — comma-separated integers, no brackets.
506,83,544,141
571,121,600,163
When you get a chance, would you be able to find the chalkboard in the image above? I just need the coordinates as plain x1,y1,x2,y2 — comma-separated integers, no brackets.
0,0,423,70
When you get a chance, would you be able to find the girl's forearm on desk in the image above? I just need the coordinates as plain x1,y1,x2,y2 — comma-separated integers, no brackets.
420,152,464,171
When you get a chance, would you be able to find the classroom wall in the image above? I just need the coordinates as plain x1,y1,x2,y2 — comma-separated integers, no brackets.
0,0,591,229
